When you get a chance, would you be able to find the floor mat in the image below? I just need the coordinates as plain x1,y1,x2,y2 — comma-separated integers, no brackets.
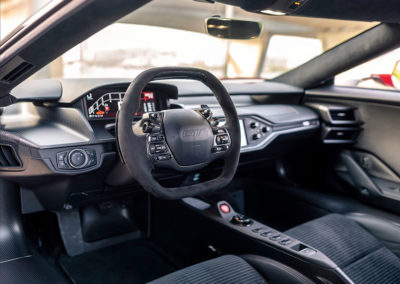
59,240,177,284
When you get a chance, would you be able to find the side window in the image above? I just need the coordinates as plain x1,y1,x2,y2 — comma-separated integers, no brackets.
336,48,400,90
262,35,323,78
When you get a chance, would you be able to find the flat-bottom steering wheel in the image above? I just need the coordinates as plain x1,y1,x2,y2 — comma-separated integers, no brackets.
116,67,240,199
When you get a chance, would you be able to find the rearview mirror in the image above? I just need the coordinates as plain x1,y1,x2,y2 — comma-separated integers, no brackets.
205,17,263,40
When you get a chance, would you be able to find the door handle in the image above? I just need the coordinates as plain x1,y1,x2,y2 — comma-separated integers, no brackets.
340,152,382,196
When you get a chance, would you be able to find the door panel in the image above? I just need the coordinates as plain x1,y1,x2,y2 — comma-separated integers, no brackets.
305,86,400,212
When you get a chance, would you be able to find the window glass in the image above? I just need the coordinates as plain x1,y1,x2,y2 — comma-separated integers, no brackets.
336,48,400,90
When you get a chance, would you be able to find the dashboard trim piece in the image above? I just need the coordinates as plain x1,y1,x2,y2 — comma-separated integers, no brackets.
306,86,400,105
240,117,320,153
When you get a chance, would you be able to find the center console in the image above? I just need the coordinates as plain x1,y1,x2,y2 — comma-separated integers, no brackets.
214,201,335,266
182,198,353,284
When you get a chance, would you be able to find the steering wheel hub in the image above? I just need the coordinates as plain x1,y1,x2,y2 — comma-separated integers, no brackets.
163,109,213,166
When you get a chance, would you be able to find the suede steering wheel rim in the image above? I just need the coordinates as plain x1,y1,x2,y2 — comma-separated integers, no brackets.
116,67,240,199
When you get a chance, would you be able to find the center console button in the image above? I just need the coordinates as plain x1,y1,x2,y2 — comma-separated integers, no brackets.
252,227,265,233
300,248,317,256
252,133,262,140
230,214,253,226
279,238,293,246
261,231,275,238
270,234,282,241
262,126,271,133
258,228,272,234
250,122,259,129
219,204,231,214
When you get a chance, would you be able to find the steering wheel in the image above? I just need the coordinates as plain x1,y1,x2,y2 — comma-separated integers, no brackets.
116,67,240,199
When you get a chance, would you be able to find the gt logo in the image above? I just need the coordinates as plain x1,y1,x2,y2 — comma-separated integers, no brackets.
182,128,203,137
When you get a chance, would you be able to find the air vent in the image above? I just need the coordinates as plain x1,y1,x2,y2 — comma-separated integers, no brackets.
0,61,34,84
325,129,357,140
329,109,355,122
322,127,361,144
0,145,21,168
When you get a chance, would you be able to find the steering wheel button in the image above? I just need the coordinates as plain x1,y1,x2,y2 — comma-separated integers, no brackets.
155,144,166,151
155,154,170,161
155,144,167,153
152,125,161,133
221,135,229,144
149,113,158,120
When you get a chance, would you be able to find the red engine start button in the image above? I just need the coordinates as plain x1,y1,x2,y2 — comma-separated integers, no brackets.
220,204,230,214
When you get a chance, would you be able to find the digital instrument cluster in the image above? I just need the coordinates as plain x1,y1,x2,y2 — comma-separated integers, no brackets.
85,90,156,119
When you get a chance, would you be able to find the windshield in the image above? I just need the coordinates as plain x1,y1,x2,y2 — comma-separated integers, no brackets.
0,0,52,40
4,0,377,80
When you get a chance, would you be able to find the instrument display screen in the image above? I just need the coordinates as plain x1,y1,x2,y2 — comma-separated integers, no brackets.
85,90,156,119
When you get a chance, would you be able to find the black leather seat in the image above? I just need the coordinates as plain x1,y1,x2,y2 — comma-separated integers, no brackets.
285,214,400,284
148,254,313,284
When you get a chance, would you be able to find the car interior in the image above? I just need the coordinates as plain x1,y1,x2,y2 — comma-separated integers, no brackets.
1,0,400,283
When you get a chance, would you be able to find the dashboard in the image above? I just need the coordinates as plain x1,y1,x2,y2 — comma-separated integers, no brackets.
0,78,320,211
